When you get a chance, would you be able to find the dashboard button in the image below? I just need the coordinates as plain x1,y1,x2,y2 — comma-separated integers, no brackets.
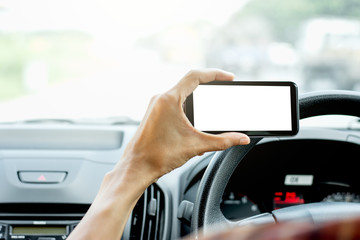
18,171,67,184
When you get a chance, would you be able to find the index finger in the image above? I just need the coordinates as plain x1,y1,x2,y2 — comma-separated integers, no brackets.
170,68,235,102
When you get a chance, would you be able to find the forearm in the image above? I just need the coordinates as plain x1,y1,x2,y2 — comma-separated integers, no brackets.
67,162,154,240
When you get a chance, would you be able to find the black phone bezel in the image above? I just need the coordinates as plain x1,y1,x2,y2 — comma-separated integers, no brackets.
184,81,299,137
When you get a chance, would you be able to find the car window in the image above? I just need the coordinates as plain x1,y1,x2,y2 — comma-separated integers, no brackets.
0,0,359,126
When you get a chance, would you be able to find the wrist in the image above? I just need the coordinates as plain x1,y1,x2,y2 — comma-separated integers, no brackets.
99,168,151,204
119,142,164,184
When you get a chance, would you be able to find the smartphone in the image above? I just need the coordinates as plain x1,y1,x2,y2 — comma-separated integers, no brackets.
184,81,299,137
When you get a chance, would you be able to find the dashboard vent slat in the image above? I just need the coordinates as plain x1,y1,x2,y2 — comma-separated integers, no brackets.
130,184,165,240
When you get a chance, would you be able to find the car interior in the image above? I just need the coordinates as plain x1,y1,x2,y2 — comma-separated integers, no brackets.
1,0,360,240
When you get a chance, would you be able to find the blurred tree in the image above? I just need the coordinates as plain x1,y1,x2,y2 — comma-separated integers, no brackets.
0,32,93,100
233,0,360,43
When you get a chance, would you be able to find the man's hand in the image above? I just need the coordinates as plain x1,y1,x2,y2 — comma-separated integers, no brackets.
67,69,250,240
120,68,250,183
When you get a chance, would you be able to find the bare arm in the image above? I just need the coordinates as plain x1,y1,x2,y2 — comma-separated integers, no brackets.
67,69,250,240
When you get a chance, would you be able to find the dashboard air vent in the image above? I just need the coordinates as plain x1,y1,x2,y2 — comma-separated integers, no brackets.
130,184,165,240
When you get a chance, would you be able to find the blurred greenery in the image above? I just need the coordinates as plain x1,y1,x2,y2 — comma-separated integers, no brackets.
234,0,360,43
0,31,93,101
2,0,360,102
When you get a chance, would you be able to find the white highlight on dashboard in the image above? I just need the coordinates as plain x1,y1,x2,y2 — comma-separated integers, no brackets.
284,174,314,186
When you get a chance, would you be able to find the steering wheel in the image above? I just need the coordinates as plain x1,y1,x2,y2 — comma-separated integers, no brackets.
191,90,360,235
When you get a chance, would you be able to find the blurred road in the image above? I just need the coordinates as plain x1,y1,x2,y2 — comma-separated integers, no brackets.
0,64,189,122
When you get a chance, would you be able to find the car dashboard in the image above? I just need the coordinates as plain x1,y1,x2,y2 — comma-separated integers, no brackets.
219,138,360,220
0,122,360,239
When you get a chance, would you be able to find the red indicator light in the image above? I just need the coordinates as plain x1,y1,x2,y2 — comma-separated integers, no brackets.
273,191,304,209
37,175,47,181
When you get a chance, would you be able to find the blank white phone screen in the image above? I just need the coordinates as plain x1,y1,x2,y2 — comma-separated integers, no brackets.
193,85,292,131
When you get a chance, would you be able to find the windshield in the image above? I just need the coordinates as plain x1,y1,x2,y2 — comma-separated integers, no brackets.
1,0,359,124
